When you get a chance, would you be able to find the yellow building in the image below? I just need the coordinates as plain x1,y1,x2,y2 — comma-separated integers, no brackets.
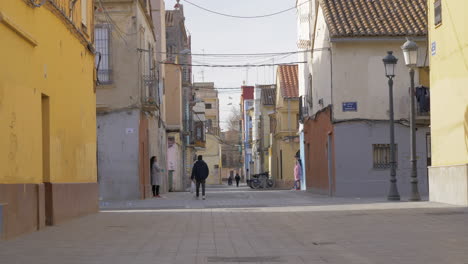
193,82,221,185
0,1,97,239
427,0,468,206
271,65,300,188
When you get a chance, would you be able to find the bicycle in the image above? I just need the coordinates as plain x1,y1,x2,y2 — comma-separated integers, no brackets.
249,172,275,189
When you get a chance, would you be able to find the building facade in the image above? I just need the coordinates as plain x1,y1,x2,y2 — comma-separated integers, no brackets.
427,0,468,206
95,0,166,200
193,82,221,185
166,1,194,190
241,86,254,180
0,0,97,239
252,85,276,175
220,130,243,181
271,65,300,189
165,64,184,191
297,0,430,197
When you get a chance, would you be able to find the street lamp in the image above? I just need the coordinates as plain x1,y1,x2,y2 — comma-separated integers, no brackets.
382,51,401,201
401,39,421,201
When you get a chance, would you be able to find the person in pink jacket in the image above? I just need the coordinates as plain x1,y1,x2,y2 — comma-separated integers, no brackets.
293,158,302,190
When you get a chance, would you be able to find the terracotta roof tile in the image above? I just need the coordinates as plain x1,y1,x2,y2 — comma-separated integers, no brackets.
261,88,276,105
277,65,299,98
320,0,427,38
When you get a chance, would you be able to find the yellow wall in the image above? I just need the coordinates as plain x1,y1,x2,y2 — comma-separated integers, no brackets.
0,1,96,184
428,0,468,166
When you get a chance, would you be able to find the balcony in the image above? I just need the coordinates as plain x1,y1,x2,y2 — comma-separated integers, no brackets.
415,87,430,125
141,75,159,111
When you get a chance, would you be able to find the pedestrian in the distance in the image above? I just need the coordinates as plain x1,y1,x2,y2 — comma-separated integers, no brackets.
235,173,241,187
150,156,161,197
191,155,209,200
293,157,302,191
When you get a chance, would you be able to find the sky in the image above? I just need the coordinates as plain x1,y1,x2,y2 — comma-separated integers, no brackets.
165,0,298,130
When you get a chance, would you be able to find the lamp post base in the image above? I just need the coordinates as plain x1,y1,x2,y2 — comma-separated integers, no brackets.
409,182,421,201
387,182,401,201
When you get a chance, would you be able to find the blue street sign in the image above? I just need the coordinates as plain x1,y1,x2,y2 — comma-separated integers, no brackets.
342,102,357,112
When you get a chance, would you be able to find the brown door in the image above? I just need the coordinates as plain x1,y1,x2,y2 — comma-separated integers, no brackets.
138,116,150,199
42,95,52,225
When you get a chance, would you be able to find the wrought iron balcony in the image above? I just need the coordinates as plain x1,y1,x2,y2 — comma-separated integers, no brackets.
141,75,159,110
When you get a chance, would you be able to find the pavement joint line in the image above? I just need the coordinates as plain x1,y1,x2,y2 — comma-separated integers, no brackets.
99,201,461,213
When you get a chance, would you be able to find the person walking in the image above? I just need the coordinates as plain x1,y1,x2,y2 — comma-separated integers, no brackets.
150,156,161,197
191,155,209,200
293,158,302,191
235,173,241,187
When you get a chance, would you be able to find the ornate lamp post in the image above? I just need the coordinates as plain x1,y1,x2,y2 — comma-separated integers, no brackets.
382,51,401,201
401,39,421,201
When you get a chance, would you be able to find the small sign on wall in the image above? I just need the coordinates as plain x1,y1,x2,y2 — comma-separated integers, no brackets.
431,41,436,56
126,128,135,134
342,102,357,112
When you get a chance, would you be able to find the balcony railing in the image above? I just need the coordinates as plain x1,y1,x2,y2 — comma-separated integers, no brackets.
415,87,430,120
142,75,159,109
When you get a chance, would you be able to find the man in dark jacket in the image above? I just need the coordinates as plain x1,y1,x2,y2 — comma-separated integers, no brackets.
191,155,209,200
235,173,241,187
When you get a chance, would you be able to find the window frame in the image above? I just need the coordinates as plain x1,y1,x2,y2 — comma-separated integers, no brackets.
95,24,113,85
434,0,442,27
372,144,398,170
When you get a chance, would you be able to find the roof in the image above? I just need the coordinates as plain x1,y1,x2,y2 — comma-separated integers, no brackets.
320,0,427,38
261,89,276,105
277,65,299,98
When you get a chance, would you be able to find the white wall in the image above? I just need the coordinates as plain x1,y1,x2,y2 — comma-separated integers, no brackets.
331,41,427,121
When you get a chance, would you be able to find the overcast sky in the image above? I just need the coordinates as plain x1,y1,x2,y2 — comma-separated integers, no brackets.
165,0,298,130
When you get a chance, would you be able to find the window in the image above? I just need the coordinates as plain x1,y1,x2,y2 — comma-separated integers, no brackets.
373,144,398,169
434,0,442,26
205,103,212,109
95,25,112,84
81,0,88,26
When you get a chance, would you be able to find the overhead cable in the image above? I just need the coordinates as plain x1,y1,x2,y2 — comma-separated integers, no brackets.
156,50,312,57
160,62,307,68
182,0,310,19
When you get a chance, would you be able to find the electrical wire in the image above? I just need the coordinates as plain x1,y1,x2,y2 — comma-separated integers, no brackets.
160,62,306,68
97,0,130,48
156,50,312,57
182,0,310,19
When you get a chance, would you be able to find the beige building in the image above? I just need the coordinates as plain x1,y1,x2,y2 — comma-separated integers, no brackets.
165,64,184,191
271,65,300,189
260,88,276,174
220,130,243,182
193,82,221,185
95,0,167,200
297,0,429,196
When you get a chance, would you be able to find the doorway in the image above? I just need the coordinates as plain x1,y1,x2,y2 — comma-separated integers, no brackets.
41,94,52,225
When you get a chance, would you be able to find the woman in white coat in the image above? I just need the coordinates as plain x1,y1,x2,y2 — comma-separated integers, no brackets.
150,156,161,198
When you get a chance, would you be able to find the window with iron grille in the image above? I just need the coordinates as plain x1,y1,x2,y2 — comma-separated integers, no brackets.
95,24,112,84
205,103,212,109
434,0,442,26
373,144,398,169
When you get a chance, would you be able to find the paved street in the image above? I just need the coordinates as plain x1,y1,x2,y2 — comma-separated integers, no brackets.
1,186,468,264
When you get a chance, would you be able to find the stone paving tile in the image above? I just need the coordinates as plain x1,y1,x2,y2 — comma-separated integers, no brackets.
1,188,468,264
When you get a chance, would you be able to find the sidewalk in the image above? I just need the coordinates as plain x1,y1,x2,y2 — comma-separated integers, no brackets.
1,187,467,264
